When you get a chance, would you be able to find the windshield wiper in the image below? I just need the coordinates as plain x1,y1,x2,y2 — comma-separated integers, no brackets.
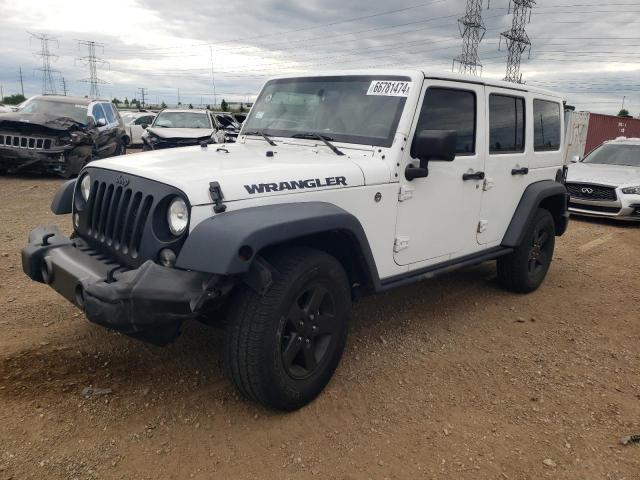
244,130,277,146
291,132,344,156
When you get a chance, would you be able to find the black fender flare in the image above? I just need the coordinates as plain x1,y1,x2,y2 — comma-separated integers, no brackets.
502,180,569,248
175,202,380,284
50,179,76,215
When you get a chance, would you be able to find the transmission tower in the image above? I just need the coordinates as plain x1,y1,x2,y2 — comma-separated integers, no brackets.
30,33,60,95
138,87,148,108
453,0,488,76
77,40,109,98
500,0,536,84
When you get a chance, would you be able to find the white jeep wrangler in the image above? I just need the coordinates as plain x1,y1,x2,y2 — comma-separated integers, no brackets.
22,71,569,410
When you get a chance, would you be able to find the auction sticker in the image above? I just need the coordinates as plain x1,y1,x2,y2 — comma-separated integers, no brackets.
366,80,412,97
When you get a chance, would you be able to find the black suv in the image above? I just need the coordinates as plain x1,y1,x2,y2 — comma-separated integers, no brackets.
0,95,128,177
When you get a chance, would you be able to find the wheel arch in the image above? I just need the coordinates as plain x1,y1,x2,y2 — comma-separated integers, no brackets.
502,180,569,248
175,202,380,295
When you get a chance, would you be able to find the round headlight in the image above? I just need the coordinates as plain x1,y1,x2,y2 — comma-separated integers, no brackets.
80,174,91,201
167,198,189,236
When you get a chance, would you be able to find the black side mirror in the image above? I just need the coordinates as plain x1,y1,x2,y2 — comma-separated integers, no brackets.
406,129,457,181
141,124,148,129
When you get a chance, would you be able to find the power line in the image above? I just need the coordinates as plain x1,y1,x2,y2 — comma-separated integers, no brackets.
77,40,109,98
30,32,60,95
453,0,488,76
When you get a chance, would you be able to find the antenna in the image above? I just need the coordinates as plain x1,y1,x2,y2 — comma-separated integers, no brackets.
453,0,488,76
76,40,109,97
30,32,60,95
500,0,536,84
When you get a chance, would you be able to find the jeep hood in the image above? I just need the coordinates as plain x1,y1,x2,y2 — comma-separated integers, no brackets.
146,127,214,140
567,162,640,186
92,141,371,205
0,112,88,135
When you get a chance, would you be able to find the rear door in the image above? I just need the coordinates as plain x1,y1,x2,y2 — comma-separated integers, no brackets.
477,88,529,245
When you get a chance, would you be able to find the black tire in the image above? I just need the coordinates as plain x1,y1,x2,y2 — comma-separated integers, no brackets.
224,247,351,411
497,208,555,293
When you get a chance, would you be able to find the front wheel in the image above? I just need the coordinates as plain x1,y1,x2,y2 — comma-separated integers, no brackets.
224,247,351,411
497,208,555,293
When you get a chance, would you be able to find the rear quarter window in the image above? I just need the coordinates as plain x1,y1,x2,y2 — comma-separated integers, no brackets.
533,100,561,152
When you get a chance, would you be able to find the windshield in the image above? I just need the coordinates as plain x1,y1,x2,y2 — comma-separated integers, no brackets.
121,113,138,125
216,114,240,129
153,112,211,129
583,143,640,167
18,98,88,124
242,75,411,147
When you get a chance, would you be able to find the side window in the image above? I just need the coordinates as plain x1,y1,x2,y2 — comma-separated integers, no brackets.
489,94,525,154
415,87,476,155
533,99,561,151
91,104,107,125
135,115,153,125
102,103,116,124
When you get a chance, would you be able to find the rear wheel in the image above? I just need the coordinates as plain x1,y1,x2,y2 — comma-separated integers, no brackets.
224,247,351,411
498,208,555,293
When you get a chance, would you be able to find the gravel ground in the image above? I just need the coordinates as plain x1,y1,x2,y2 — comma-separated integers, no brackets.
1,173,639,480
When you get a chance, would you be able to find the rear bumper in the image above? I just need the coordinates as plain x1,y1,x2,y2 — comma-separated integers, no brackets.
22,225,222,345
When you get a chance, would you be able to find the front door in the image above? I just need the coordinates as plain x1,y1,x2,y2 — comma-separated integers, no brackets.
394,80,486,267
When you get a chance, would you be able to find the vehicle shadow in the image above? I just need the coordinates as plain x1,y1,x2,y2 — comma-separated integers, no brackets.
0,262,499,414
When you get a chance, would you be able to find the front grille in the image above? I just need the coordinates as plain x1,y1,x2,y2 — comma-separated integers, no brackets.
570,202,621,214
85,181,154,259
566,182,617,201
75,168,190,269
0,133,53,150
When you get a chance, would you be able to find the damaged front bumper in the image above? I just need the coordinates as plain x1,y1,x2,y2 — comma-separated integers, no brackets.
0,144,91,175
21,225,227,345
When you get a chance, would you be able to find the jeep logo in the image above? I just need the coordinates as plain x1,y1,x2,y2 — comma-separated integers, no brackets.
115,175,130,187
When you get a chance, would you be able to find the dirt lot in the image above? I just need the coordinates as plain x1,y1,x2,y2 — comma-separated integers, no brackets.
1,174,639,480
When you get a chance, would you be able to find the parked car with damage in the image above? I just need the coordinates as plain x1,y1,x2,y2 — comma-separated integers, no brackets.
213,112,242,142
0,95,128,177
22,70,569,411
141,109,224,150
567,137,640,220
121,111,156,146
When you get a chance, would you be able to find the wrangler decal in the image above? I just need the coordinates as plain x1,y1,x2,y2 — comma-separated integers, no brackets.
244,176,347,194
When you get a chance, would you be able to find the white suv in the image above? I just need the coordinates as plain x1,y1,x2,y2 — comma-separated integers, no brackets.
567,137,640,220
22,71,569,410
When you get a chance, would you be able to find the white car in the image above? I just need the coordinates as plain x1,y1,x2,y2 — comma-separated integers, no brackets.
121,112,156,146
141,109,224,150
23,70,569,411
567,137,640,221
0,104,12,113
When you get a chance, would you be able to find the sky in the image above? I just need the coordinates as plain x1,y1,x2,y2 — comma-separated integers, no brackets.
0,0,638,115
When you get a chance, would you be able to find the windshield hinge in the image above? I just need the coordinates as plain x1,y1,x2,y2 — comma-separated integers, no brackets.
398,185,414,202
394,236,410,252
209,181,227,214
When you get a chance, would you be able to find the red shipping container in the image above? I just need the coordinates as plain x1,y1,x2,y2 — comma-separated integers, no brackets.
585,113,640,154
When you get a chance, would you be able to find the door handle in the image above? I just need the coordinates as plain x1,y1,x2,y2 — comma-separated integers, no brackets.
462,171,485,181
511,167,529,175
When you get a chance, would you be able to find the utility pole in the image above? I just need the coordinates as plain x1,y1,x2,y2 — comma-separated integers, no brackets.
1,84,3,102
177,88,181,106
77,40,109,98
453,0,488,76
500,0,536,84
209,46,217,108
18,67,25,97
622,96,626,110
30,32,60,95
60,77,68,96
137,87,148,108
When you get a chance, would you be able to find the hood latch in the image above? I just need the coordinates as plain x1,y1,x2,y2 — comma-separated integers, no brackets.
209,181,227,214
